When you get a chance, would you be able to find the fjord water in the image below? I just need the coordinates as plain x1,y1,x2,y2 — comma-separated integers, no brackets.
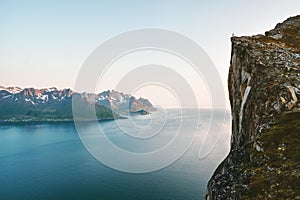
0,109,230,200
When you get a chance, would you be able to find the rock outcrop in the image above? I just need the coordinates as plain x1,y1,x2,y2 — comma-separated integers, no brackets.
206,15,300,199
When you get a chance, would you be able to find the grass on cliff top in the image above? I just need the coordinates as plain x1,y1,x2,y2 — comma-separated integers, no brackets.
247,112,300,199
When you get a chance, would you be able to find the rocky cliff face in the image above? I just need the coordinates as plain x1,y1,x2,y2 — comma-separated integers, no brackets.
206,15,300,199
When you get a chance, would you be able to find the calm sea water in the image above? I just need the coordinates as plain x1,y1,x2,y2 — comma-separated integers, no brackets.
0,109,231,200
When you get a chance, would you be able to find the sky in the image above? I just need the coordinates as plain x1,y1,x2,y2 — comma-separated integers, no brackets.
0,0,299,108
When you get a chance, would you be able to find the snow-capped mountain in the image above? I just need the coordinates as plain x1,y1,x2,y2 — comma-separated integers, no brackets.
0,86,22,94
96,90,156,114
0,86,156,122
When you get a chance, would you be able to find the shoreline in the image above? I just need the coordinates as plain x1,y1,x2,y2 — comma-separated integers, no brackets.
0,117,127,126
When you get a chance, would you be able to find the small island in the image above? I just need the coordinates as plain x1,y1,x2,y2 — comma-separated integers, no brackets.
129,109,150,115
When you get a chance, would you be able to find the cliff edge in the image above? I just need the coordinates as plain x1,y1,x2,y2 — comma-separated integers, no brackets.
206,15,300,199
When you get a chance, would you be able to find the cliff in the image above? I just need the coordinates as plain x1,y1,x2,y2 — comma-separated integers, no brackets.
206,15,300,199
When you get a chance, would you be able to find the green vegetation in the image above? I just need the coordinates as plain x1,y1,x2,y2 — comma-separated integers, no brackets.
0,98,119,123
246,112,300,199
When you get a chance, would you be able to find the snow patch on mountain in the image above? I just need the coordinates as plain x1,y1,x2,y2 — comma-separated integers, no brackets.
0,86,22,94
25,98,36,105
37,94,49,102
46,87,57,92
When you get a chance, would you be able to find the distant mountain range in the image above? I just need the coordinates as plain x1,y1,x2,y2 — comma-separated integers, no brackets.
0,86,156,123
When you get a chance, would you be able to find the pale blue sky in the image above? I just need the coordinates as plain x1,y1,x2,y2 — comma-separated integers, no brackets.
0,0,299,107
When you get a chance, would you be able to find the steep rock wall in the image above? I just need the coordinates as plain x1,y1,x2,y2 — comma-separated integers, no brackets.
206,15,300,199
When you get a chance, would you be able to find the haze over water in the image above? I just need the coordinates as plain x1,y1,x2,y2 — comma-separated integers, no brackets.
0,109,230,200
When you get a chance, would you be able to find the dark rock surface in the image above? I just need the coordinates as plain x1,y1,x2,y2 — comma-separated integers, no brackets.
206,15,300,199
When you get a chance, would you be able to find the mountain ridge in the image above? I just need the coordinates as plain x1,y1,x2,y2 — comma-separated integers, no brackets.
0,86,156,123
